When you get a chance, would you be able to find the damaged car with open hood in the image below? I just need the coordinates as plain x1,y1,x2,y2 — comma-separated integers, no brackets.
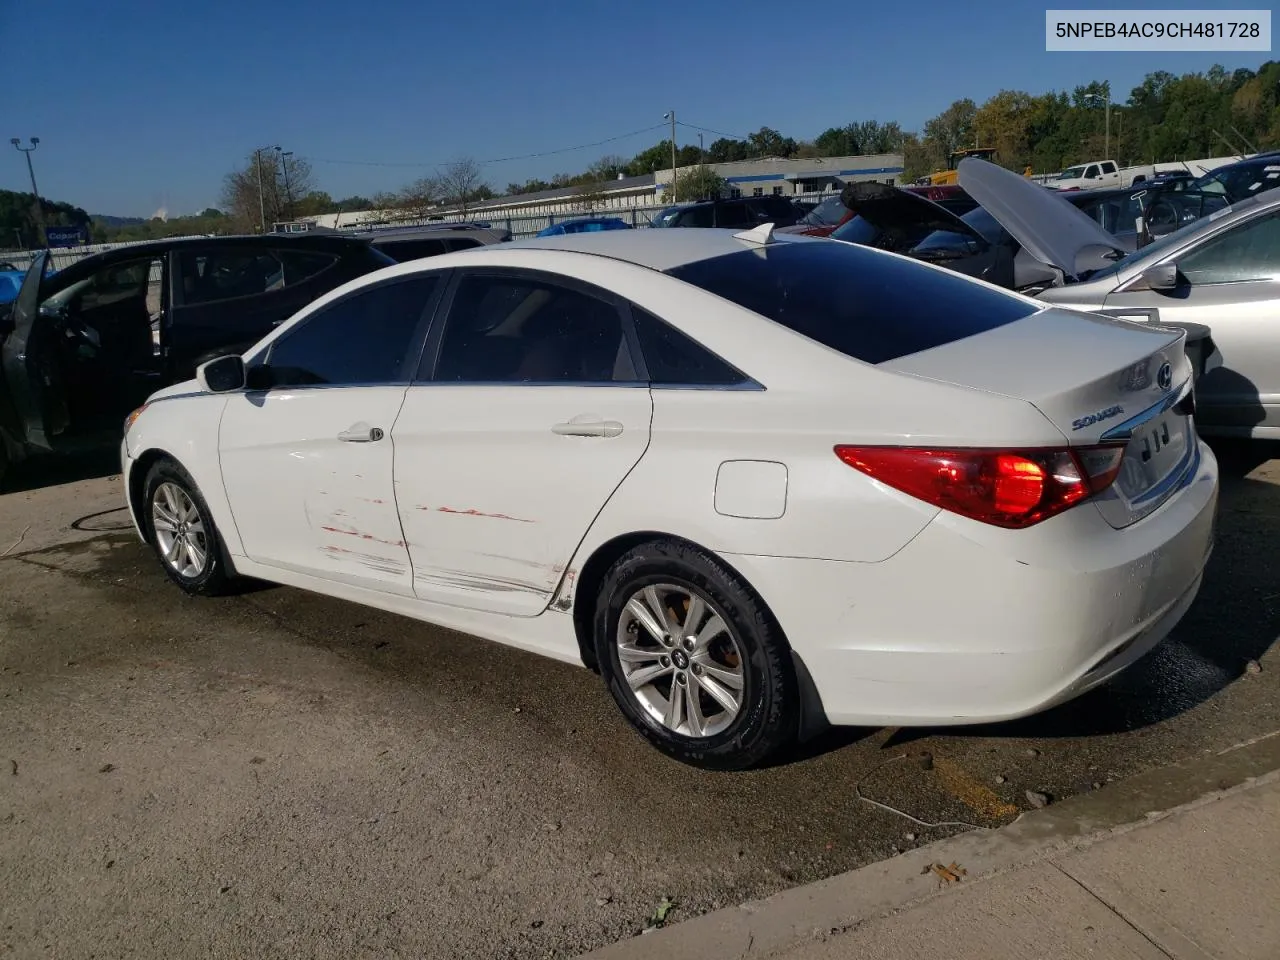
826,176,1158,295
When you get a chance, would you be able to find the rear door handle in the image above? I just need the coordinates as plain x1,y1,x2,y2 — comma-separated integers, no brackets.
552,417,624,438
338,423,384,442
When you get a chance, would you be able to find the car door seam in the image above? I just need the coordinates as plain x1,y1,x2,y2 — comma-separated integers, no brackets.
544,387,657,613
385,384,418,579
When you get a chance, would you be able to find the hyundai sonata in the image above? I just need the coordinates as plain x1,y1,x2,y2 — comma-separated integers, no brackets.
120,225,1218,770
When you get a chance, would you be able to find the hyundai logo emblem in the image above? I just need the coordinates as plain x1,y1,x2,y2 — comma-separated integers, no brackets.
1157,362,1173,391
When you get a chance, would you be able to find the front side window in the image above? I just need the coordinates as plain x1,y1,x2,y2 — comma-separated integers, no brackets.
263,275,439,387
1176,212,1280,285
431,273,637,384
69,259,154,312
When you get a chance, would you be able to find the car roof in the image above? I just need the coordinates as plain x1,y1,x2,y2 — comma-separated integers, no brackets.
350,222,501,237
74,232,371,260
498,226,821,272
33,232,376,284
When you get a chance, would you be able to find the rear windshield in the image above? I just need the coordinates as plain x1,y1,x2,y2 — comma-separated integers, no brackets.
663,240,1038,364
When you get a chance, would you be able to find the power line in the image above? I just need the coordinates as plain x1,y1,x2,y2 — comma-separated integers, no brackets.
304,123,670,170
677,120,750,141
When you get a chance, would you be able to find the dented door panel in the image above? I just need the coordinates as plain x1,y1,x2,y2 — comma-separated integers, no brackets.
218,387,414,594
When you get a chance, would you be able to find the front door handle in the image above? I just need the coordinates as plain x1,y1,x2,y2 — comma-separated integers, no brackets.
552,417,624,438
338,423,384,442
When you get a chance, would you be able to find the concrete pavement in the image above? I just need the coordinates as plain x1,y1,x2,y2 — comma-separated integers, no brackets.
579,731,1280,960
781,773,1280,960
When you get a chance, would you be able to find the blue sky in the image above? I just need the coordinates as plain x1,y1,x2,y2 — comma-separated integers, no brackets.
1,0,1271,216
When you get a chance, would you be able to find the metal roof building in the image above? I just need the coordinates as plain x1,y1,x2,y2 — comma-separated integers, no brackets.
301,153,904,230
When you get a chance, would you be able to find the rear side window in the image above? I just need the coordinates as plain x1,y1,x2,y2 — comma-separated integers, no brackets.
277,250,338,285
376,238,449,262
664,242,1038,365
680,206,714,228
631,307,747,386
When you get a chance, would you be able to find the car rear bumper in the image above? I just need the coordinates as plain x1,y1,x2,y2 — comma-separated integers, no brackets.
721,439,1218,727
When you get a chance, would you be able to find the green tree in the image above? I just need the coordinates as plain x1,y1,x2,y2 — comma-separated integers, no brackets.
668,165,727,202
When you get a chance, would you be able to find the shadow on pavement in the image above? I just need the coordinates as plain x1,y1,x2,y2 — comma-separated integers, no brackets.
1,445,121,495
1209,437,1280,478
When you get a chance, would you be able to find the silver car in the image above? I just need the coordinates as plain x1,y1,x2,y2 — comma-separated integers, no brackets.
958,158,1280,441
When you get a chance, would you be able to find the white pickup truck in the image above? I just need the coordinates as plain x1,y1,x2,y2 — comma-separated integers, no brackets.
1046,160,1121,191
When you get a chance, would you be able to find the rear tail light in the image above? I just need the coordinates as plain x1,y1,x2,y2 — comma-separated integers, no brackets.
834,444,1126,529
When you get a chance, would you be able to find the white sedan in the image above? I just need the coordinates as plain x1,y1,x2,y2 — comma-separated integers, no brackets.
121,225,1219,770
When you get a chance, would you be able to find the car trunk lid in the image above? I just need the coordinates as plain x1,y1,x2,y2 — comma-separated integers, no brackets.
839,181,986,245
880,306,1198,528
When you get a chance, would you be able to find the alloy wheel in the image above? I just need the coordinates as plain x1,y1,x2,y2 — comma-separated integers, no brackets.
151,482,209,579
616,583,746,738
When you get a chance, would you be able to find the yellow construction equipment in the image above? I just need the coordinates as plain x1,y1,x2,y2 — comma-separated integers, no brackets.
922,147,1034,186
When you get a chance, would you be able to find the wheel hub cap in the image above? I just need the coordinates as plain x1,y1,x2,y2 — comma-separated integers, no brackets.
671,649,690,670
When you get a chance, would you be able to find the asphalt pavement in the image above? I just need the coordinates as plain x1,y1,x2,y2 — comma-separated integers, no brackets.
1,441,1278,959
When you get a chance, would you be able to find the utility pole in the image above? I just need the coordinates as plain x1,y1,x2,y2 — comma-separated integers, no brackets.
275,147,294,223
11,138,46,247
255,148,266,233
699,132,704,165
663,110,676,200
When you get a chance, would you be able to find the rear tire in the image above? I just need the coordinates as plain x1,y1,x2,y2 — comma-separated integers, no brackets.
593,538,800,771
142,458,233,596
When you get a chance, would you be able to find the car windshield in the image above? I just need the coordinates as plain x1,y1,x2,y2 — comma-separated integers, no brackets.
1192,162,1280,203
828,215,882,245
650,207,681,228
802,196,849,226
664,239,1037,365
1057,165,1089,180
912,206,1009,253
1077,203,1240,282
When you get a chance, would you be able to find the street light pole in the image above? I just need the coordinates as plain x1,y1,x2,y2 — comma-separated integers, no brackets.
663,111,676,200
11,138,46,246
1083,89,1112,159
1104,81,1111,159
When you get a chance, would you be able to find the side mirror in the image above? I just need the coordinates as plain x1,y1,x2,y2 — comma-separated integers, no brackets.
1141,263,1180,291
196,354,246,393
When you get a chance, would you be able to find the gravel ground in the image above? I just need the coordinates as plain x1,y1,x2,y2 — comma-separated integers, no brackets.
1,442,1278,959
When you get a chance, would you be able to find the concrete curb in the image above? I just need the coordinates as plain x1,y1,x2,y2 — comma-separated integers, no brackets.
574,730,1280,960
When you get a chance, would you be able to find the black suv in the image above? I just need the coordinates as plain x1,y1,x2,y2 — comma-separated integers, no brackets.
0,233,393,483
651,194,803,229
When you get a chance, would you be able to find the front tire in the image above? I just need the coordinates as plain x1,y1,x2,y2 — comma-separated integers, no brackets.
593,538,800,771
142,458,232,596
